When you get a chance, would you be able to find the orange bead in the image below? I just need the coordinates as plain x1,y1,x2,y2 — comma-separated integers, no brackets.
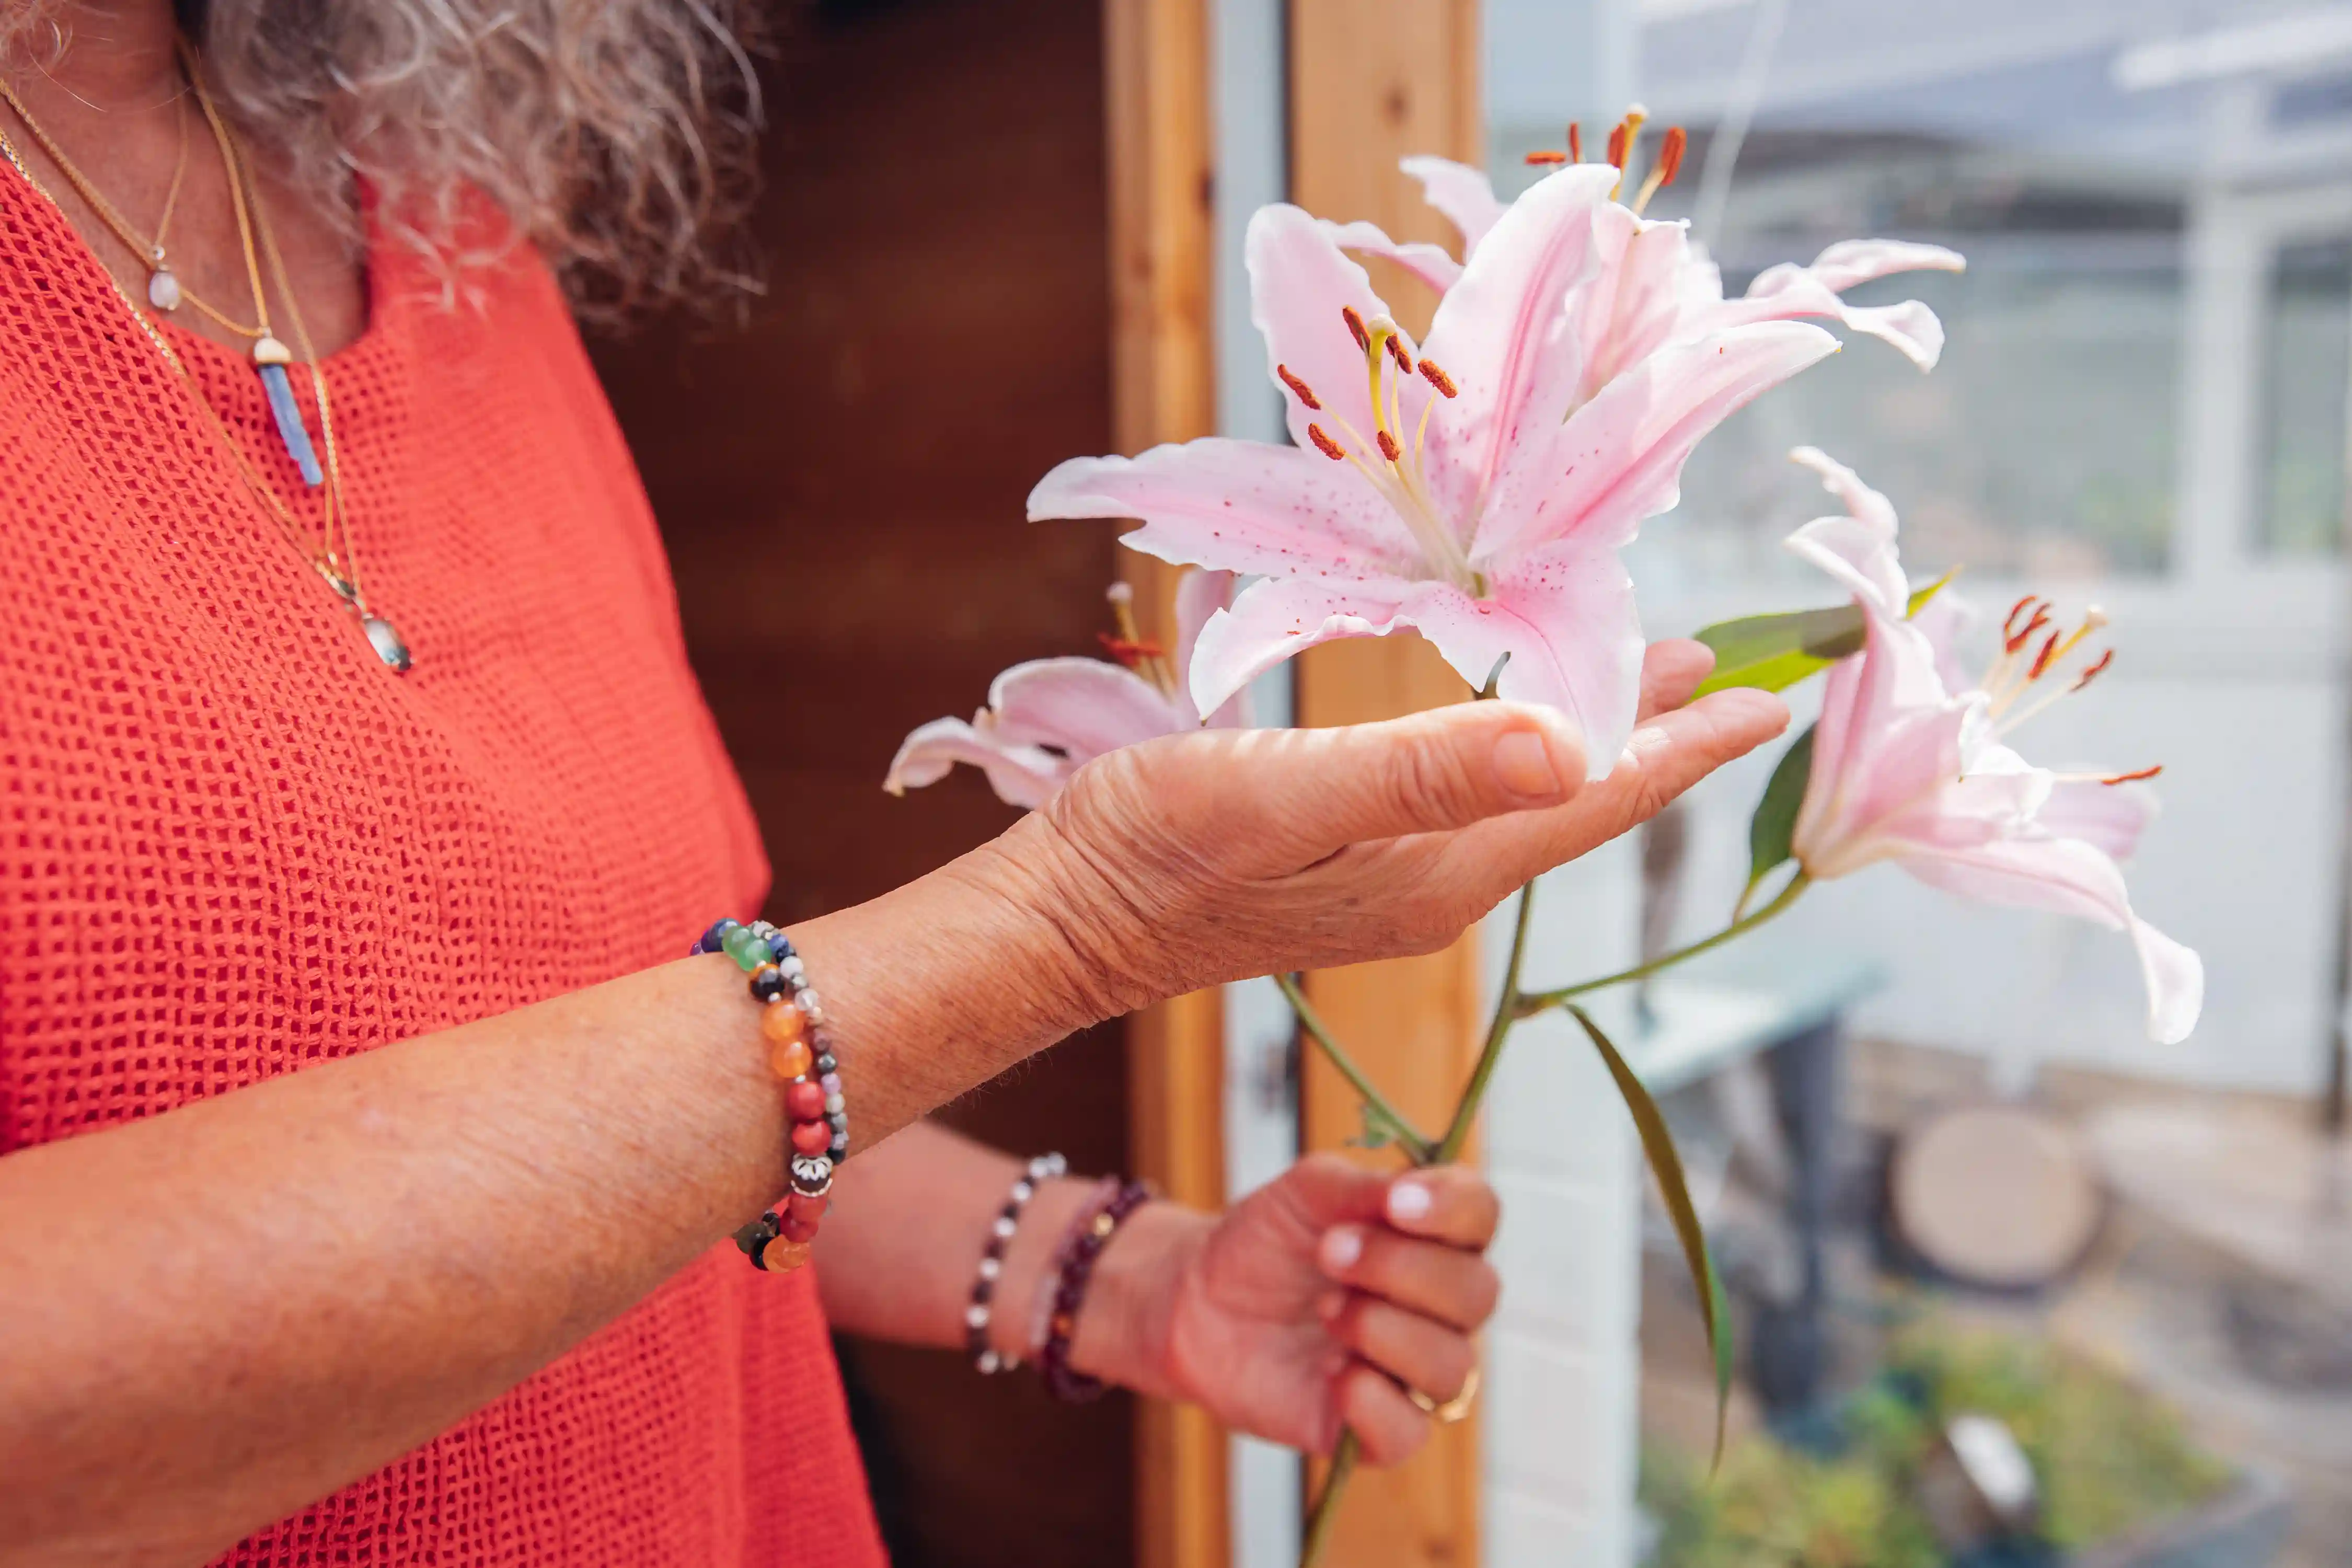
760,1000,807,1047
768,1037,814,1080
763,1240,813,1273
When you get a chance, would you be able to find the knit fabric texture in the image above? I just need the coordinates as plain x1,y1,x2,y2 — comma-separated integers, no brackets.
0,167,888,1566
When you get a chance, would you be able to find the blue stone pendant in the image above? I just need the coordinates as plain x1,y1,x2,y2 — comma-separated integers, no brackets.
252,336,324,487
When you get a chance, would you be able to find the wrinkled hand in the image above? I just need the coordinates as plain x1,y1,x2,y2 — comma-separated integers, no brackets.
982,639,1784,1023
1131,1156,1501,1466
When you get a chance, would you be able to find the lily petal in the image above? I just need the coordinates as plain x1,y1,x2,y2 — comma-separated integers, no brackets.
1409,542,1644,775
1710,239,1965,372
1173,569,1249,728
1570,206,1699,402
988,658,1191,756
2036,777,2158,862
1320,218,1465,295
1898,835,2204,1043
1187,575,1412,721
884,717,1071,810
1401,155,1508,254
1783,445,1907,614
1030,438,1424,581
1475,320,1841,562
1247,204,1426,456
1416,162,1623,527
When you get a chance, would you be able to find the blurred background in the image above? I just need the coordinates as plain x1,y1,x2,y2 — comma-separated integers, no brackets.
1475,2,2352,1564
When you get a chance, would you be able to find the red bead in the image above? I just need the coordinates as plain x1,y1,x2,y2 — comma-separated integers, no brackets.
791,1120,833,1156
780,1214,822,1243
785,1080,826,1120
786,1191,829,1224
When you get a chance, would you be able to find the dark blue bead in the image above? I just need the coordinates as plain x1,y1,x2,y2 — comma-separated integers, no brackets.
749,966,789,1003
698,918,740,954
766,931,794,963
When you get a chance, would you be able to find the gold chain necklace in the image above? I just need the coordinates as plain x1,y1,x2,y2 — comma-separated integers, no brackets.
0,63,411,673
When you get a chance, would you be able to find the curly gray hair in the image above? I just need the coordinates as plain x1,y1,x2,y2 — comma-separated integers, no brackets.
8,0,767,322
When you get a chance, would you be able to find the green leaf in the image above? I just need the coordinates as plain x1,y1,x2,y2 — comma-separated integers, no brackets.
1745,722,1818,898
1690,571,1957,699
1691,606,1864,697
1570,1004,1734,1470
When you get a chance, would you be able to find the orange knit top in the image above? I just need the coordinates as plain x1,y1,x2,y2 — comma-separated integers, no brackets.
0,167,889,1565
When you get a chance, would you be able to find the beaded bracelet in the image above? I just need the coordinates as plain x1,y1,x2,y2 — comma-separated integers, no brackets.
968,1152,1067,1375
694,918,849,1274
1035,1176,1154,1404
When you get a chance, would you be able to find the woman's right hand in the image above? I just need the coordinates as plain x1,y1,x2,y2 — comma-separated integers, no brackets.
968,638,1788,1026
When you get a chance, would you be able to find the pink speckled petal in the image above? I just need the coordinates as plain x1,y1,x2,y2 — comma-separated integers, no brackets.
1320,218,1465,295
883,717,1072,810
1185,575,1414,721
1029,437,1423,581
1246,203,1429,455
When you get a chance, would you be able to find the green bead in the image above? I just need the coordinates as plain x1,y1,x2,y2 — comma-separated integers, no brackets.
723,926,768,971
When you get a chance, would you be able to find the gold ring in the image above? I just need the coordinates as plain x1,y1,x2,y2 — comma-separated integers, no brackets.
1406,1367,1479,1424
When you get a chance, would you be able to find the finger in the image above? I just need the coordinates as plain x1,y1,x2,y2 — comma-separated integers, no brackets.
1320,1227,1502,1332
1163,701,1587,859
1329,1297,1478,1405
1380,1166,1501,1251
1340,1364,1431,1468
1446,686,1789,893
1638,638,1716,721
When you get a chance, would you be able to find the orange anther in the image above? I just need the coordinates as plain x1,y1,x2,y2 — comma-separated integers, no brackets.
1418,358,1458,398
1525,149,1569,166
2004,606,2051,655
1606,122,1630,169
2028,629,2062,679
1096,632,1166,668
2002,595,2039,641
1376,429,1402,463
1341,306,1369,351
1385,335,1413,374
2071,649,2115,691
1656,126,1687,188
2101,765,2163,786
1567,122,1583,163
1277,363,1322,410
1307,423,1347,462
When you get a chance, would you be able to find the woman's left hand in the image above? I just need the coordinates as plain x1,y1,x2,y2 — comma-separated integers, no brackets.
1105,1155,1500,1466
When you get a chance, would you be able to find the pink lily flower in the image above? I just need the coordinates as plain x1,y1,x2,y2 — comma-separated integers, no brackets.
884,571,1244,810
1328,142,1965,407
1029,166,1842,775
1781,447,2202,1044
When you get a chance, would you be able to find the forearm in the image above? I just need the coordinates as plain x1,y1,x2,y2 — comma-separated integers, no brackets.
815,1120,1205,1401
0,839,1102,1567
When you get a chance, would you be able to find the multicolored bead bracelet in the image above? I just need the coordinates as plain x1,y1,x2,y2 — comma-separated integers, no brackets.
1034,1176,1154,1403
694,918,848,1274
968,1152,1068,1375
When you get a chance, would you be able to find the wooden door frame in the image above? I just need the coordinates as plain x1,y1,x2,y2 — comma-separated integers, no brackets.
1105,2,1486,1563
1288,4,1487,1566
1103,5,1229,1567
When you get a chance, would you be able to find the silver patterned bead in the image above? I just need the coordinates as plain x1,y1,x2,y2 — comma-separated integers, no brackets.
790,1153,834,1195
795,990,825,1024
978,1255,1001,1281
965,1303,990,1330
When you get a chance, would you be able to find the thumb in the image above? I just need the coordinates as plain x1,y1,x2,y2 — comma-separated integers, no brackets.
1193,701,1586,859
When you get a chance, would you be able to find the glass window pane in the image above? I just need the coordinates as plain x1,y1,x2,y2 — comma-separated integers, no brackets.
2261,236,2352,557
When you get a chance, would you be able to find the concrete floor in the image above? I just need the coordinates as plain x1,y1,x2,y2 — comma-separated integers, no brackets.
1636,1040,2352,1568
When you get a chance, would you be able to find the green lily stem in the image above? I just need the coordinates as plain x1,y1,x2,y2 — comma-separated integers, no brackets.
1297,881,1541,1566
1513,872,1811,1019
1274,971,1435,1164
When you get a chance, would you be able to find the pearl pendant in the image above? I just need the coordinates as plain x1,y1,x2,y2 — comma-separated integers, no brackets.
147,268,182,311
362,614,413,673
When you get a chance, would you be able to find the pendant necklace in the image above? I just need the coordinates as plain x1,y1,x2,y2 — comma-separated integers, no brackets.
0,53,412,672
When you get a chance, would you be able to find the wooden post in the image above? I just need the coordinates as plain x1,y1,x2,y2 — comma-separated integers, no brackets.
1103,4,1230,1567
1288,3,1487,1565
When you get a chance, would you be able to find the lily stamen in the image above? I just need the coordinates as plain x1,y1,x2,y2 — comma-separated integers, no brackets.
1104,582,1178,696
1568,121,1583,163
1525,149,1567,166
1277,364,1322,410
1631,125,1687,215
2102,766,2163,786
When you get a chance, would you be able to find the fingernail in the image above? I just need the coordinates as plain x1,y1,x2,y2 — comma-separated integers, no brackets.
1321,1226,1364,1272
1387,1180,1433,1223
1493,729,1563,800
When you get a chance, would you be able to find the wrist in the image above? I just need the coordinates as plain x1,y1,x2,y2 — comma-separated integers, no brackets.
1063,1199,1209,1402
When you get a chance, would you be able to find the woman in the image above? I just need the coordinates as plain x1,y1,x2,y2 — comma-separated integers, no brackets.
0,3,1790,1564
